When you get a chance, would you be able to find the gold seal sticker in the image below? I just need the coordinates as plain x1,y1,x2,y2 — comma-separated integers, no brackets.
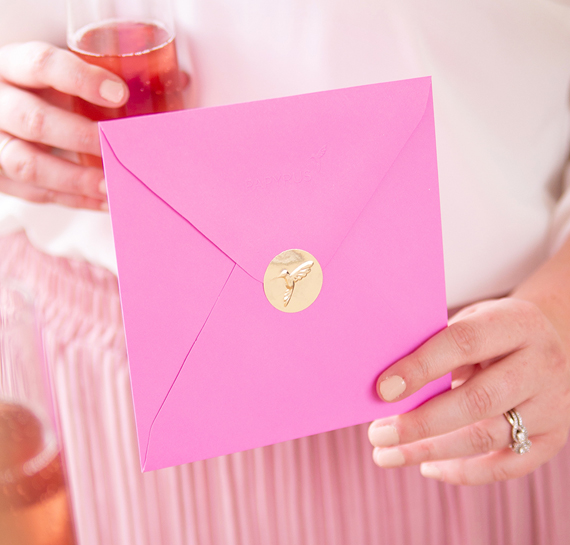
263,249,323,313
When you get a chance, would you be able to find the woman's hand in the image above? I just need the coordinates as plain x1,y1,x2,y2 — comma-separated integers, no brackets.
0,41,129,210
368,239,570,485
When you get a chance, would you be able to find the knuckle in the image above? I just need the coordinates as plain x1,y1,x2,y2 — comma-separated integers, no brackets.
39,189,58,204
468,424,496,453
554,349,568,370
30,43,56,77
448,320,480,358
498,366,519,397
23,106,46,141
75,123,99,152
63,172,81,194
14,151,39,185
463,384,496,419
72,62,91,93
548,343,568,374
415,440,437,461
409,414,432,440
414,353,433,383
70,168,95,194
512,299,549,340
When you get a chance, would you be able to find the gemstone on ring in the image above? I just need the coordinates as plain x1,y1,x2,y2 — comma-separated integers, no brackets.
504,409,532,455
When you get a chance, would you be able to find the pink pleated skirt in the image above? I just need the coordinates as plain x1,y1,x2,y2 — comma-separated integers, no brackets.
1,231,569,545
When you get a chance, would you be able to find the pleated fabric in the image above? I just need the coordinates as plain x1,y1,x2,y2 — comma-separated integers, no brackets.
1,230,569,545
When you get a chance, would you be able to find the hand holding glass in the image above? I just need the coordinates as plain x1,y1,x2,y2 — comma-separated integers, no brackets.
67,0,184,166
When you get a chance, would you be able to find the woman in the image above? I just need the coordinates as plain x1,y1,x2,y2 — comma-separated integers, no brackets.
1,1,569,543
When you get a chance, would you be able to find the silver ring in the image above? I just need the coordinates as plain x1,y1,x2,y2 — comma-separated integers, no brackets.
0,135,15,177
504,409,532,455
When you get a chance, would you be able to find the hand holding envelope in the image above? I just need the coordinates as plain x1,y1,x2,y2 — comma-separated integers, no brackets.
99,76,448,472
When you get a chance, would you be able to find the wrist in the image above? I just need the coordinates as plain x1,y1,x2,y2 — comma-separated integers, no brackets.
510,238,570,355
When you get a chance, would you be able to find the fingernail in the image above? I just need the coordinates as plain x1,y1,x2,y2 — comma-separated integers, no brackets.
420,463,442,480
373,448,405,468
378,375,406,401
368,425,399,447
99,79,126,104
100,202,109,212
99,179,107,195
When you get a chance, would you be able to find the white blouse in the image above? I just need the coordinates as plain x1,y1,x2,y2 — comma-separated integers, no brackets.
1,0,570,309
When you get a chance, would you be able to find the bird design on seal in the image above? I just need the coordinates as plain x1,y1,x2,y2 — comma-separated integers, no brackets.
277,261,314,307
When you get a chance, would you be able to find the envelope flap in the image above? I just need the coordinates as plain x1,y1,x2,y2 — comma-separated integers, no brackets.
99,77,432,282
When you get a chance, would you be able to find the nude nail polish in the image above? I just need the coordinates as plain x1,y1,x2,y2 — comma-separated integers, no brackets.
378,375,406,401
420,463,442,480
373,448,405,468
368,425,399,447
100,79,126,104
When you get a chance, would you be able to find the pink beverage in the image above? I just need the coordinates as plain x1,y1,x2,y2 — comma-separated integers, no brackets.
0,403,77,545
69,21,184,167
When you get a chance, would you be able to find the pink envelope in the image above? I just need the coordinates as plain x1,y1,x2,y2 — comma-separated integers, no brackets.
99,76,449,472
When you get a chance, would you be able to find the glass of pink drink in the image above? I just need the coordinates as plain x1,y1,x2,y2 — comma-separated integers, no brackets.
67,0,184,167
0,286,77,545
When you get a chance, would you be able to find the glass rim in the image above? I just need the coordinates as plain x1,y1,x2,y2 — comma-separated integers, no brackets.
67,17,176,57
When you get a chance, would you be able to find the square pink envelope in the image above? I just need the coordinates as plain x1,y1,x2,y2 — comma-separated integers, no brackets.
99,76,448,472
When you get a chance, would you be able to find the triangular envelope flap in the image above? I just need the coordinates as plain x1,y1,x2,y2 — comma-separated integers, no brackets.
100,77,432,282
